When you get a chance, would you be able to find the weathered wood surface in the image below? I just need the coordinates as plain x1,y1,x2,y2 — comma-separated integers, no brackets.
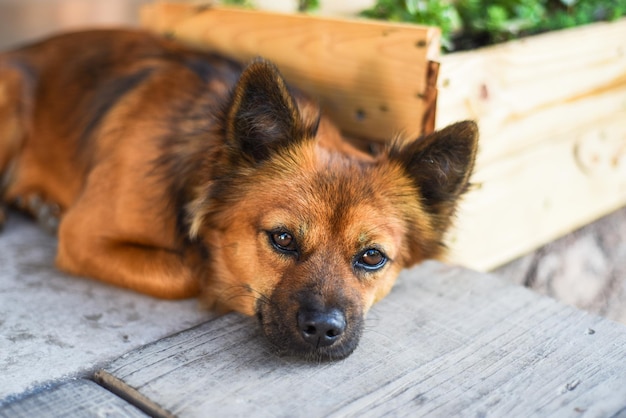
140,3,441,141
0,380,147,418
0,212,209,401
440,19,626,270
96,262,626,418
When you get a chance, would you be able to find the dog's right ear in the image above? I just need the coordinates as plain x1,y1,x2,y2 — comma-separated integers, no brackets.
389,120,479,231
225,59,318,163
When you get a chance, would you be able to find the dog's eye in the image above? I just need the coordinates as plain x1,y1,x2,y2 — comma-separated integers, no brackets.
270,231,297,253
356,248,387,271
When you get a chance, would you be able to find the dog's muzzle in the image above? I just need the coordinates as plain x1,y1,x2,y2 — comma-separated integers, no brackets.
257,300,363,361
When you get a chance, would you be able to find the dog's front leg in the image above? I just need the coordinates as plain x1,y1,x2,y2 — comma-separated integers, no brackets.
56,207,202,299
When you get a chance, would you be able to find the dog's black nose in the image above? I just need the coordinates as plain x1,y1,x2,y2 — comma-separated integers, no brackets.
297,309,346,347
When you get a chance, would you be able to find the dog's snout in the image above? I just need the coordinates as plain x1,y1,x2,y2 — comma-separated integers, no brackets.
297,309,346,347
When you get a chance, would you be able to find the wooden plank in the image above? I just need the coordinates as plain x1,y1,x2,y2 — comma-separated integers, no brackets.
447,109,626,270
437,18,626,167
0,380,148,418
95,262,626,417
0,212,209,401
140,3,441,140
439,19,626,270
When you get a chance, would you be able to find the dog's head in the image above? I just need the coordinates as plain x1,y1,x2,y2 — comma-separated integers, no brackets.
189,59,478,360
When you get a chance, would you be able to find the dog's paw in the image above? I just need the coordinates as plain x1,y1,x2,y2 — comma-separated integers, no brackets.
36,201,61,234
14,194,61,234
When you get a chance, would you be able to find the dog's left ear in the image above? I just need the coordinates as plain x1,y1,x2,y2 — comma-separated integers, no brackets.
389,120,479,228
225,58,318,163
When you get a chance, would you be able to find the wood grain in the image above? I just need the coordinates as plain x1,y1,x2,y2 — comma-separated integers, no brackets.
0,380,148,418
437,18,626,166
440,19,626,270
140,3,441,140
96,262,626,417
446,112,626,270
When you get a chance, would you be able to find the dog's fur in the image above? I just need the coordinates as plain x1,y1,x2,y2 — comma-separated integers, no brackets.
0,29,478,360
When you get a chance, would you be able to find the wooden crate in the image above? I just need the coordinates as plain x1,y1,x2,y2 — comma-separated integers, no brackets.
439,20,626,270
140,3,626,271
140,3,440,140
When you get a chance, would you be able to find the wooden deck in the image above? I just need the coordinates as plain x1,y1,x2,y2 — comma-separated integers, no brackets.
95,265,626,417
1,213,625,417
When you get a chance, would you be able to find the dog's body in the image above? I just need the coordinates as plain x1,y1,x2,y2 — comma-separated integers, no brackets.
0,29,478,360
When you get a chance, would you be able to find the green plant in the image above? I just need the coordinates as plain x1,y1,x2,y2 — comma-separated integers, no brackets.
220,0,255,8
361,0,462,50
360,0,626,51
220,0,319,12
298,0,320,12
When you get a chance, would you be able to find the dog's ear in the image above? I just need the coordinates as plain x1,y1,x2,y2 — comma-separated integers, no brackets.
225,59,318,163
389,120,479,228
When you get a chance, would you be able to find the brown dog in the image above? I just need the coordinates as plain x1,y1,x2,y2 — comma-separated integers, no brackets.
0,29,478,360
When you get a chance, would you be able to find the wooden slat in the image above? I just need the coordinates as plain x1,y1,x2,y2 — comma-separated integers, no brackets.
140,3,441,140
96,262,626,417
439,19,626,270
447,110,626,270
0,380,148,418
436,18,626,167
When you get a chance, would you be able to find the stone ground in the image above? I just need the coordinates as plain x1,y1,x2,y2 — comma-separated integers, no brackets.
495,206,626,325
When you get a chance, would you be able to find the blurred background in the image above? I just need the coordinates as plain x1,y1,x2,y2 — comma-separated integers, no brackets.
0,0,150,49
0,0,376,50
